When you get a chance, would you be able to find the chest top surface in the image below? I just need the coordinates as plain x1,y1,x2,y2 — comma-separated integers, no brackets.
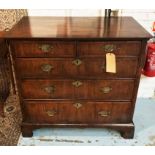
4,16,152,39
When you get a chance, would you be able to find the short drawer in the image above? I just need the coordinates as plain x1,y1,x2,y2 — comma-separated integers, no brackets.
16,57,138,78
21,79,134,100
23,100,132,124
11,41,76,57
79,41,141,57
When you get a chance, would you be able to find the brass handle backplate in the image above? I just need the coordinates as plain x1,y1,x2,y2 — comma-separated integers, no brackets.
98,111,110,117
102,44,117,52
39,44,53,53
41,64,54,72
73,102,83,109
72,59,82,66
44,85,55,94
100,86,112,94
72,81,83,87
46,110,57,117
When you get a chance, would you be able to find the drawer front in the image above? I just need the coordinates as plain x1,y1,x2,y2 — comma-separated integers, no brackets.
76,80,134,100
11,41,76,57
16,57,138,78
21,80,75,99
21,80,134,100
23,101,131,124
79,41,141,57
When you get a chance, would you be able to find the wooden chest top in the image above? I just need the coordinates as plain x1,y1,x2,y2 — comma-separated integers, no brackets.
4,16,152,39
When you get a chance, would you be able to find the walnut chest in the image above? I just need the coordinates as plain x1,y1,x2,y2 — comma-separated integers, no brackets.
4,16,151,138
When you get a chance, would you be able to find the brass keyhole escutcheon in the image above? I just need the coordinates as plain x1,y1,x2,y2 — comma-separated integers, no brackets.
39,44,53,53
41,64,54,72
72,81,83,87
100,86,112,94
72,59,82,66
44,85,55,94
73,102,83,109
98,111,110,117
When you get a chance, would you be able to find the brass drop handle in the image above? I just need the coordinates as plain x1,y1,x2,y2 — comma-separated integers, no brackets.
44,85,55,94
39,44,53,53
41,64,54,72
72,81,83,87
102,44,117,52
73,102,83,109
98,111,111,117
72,59,82,66
46,109,57,117
100,86,112,94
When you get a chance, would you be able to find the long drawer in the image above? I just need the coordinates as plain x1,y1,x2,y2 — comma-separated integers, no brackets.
16,57,138,78
21,79,134,100
23,100,132,124
11,41,76,57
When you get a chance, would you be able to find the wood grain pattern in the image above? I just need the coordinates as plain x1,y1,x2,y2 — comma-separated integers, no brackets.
16,57,138,79
21,79,134,100
79,41,141,57
11,41,76,57
23,100,132,124
4,16,151,39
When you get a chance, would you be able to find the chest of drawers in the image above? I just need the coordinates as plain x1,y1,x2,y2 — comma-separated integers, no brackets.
4,16,151,138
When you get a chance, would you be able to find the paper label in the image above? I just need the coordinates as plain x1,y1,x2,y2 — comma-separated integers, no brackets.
106,53,116,73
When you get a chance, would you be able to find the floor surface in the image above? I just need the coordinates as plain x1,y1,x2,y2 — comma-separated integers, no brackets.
18,98,155,146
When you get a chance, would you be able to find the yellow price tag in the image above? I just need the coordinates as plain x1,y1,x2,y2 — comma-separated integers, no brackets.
106,53,116,73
